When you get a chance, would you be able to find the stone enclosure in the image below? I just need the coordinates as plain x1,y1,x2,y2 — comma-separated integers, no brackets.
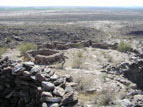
38,40,118,50
25,49,65,65
26,40,119,65
31,40,139,65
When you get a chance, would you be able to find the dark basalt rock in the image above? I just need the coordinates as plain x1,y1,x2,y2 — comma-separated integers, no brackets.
0,57,79,107
127,30,143,36
105,55,143,90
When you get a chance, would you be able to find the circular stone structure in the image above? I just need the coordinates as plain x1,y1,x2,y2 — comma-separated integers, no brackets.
25,49,65,65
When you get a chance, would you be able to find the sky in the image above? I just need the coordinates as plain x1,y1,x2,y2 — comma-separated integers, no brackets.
0,0,143,7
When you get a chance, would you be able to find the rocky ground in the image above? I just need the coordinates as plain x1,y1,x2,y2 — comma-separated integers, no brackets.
53,47,143,107
1,43,143,107
0,8,143,107
0,57,79,107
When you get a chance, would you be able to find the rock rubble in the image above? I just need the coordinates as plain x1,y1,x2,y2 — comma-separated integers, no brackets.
0,57,79,107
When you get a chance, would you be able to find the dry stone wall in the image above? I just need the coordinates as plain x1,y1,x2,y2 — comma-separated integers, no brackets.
38,40,119,50
0,57,79,107
25,49,65,65
104,55,143,90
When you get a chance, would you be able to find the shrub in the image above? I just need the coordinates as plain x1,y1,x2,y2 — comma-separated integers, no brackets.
0,46,8,56
101,73,108,82
107,55,113,62
74,43,84,48
71,57,82,68
117,41,132,52
94,88,115,106
73,73,93,92
17,42,37,55
71,50,83,68
6,37,13,43
55,63,64,69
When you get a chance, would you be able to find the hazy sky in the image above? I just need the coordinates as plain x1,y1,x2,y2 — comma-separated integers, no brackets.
0,0,143,7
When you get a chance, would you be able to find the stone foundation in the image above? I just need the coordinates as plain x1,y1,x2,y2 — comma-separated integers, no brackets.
38,40,92,50
38,40,120,50
25,49,65,65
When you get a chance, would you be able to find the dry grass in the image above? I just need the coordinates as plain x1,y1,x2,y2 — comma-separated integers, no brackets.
71,50,84,68
17,42,37,55
0,46,8,56
5,37,13,43
101,73,108,82
94,88,116,106
73,73,93,92
55,63,64,69
78,92,96,102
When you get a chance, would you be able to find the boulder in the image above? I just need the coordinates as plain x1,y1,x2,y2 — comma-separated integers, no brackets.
23,71,31,76
42,81,55,91
53,87,65,97
41,92,53,97
36,73,46,81
41,97,61,103
133,95,143,106
61,92,78,106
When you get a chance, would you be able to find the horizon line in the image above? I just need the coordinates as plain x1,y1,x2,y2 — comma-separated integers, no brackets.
0,6,143,8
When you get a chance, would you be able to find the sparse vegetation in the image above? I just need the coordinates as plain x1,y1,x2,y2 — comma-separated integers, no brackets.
78,92,96,102
71,50,84,68
74,43,84,48
73,73,93,92
94,88,116,106
101,73,108,82
101,51,113,62
117,41,132,52
0,46,8,56
107,55,113,62
6,37,13,43
17,42,37,55
0,7,143,107
55,63,64,69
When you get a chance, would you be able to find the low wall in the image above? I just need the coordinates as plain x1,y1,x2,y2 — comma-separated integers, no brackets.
38,40,119,50
38,40,92,50
25,49,65,65
104,56,143,90
0,57,78,107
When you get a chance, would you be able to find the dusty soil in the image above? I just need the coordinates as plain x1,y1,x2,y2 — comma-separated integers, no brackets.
2,49,22,61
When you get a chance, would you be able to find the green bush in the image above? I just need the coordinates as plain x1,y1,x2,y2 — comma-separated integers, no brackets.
117,41,132,52
17,42,37,55
74,44,84,48
0,46,8,56
6,37,13,43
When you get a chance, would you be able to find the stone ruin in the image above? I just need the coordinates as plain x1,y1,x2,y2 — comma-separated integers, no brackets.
32,40,140,66
38,40,92,50
25,40,120,65
37,40,119,50
37,40,140,55
123,59,143,90
104,55,143,90
25,40,122,65
0,57,79,107
25,49,65,65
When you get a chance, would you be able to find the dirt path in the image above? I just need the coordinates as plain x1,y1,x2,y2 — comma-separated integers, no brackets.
2,48,23,61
